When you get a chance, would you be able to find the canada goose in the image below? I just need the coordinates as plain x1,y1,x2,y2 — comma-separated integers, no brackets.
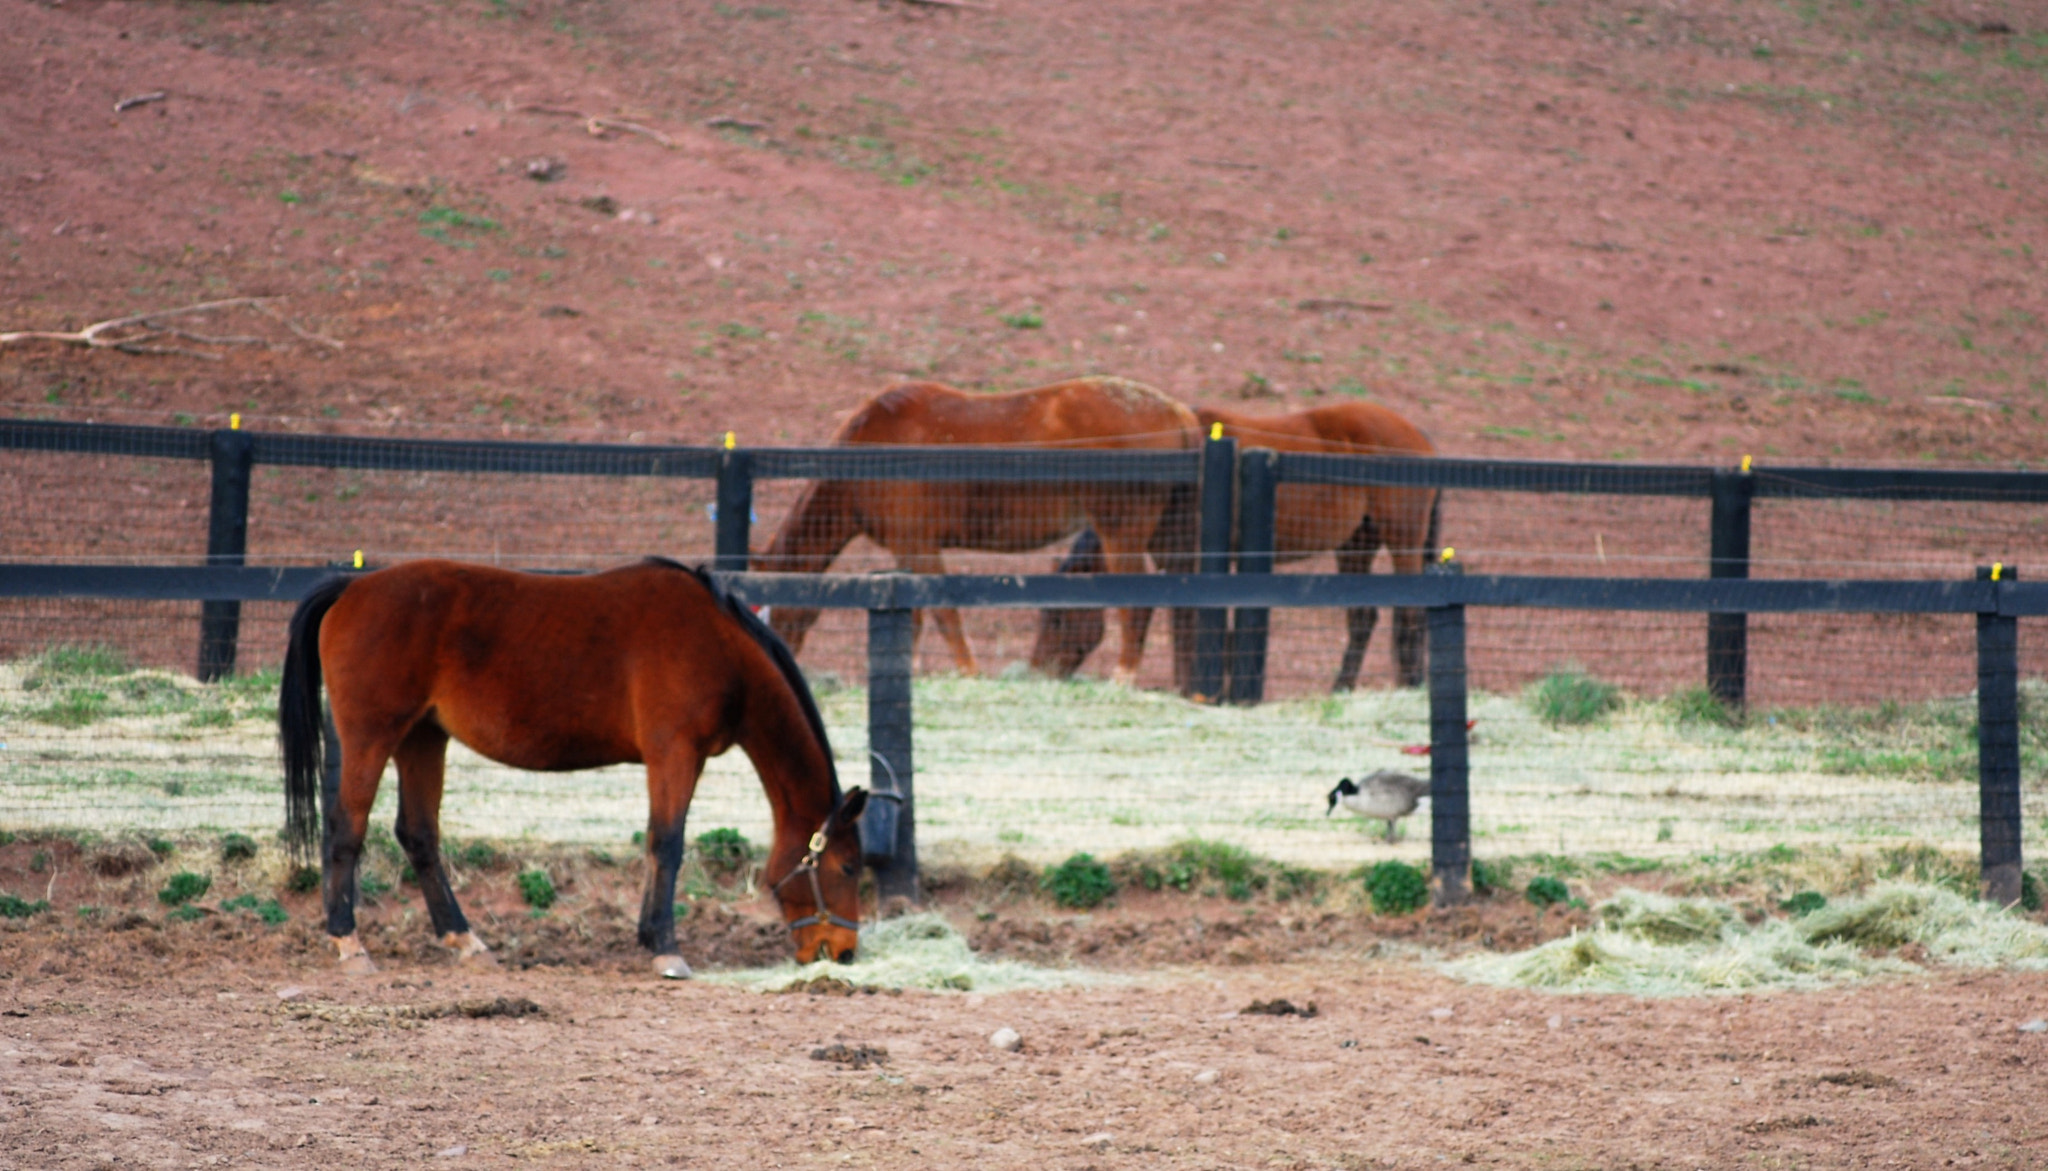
1326,771,1431,842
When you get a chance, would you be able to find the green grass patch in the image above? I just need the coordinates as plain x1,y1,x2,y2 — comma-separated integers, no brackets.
1363,860,1428,915
1525,665,1622,727
219,833,258,864
516,868,557,910
0,892,50,919
1043,852,1115,908
157,871,211,906
1525,875,1571,907
30,688,109,728
694,827,754,872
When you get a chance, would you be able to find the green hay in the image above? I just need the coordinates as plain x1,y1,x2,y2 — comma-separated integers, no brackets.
704,912,1109,994
1447,883,2048,996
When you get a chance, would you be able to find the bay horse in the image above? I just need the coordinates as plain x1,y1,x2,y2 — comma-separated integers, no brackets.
758,376,1202,682
1030,400,1440,691
279,558,868,978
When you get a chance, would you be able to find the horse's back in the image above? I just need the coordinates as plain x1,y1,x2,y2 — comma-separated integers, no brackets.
320,560,738,771
843,377,1197,448
1200,401,1433,457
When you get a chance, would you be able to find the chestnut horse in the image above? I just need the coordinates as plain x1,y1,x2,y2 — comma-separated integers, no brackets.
1031,401,1439,691
279,558,868,978
758,376,1202,681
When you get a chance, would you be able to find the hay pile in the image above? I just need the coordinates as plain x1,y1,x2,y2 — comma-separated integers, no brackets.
1449,884,2048,996
705,913,1107,994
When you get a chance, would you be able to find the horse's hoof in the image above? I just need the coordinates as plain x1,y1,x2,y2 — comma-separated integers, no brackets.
653,954,693,980
1109,666,1138,687
441,931,495,963
333,933,376,975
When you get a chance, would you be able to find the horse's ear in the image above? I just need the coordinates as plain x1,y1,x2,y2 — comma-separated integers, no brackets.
834,788,869,828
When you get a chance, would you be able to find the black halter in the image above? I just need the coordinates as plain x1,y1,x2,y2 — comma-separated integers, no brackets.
770,823,860,934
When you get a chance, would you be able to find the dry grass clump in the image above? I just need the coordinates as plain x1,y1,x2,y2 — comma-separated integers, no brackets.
1449,883,2048,995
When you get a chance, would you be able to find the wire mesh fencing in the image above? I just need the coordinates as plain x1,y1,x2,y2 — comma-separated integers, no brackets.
1,417,2042,873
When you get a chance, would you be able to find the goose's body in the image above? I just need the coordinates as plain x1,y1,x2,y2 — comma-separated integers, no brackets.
1326,771,1431,842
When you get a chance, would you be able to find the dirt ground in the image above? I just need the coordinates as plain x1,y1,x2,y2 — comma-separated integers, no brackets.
3,835,2048,1169
5,905,2048,1169
3,0,2043,464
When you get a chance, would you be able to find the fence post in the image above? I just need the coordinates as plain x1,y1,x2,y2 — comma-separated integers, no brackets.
197,427,254,682
1188,432,1237,701
866,606,918,903
1427,559,1470,908
714,447,754,571
1227,447,1278,705
1977,564,2023,906
1706,466,1754,709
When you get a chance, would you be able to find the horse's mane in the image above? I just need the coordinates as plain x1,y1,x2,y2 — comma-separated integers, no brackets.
642,557,841,799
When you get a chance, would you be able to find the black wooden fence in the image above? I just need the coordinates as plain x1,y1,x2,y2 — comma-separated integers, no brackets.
8,417,2048,698
0,560,2033,908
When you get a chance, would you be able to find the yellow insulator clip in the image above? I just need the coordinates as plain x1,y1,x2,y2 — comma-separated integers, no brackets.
723,430,736,451
230,413,241,431
1993,562,2003,582
1739,454,1752,474
353,549,364,569
1440,546,1456,563
1209,421,1223,441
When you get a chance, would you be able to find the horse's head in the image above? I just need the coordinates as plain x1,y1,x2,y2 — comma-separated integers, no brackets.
772,787,869,964
1029,606,1105,679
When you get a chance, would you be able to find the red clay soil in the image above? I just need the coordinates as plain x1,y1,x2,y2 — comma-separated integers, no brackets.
2,0,2043,465
4,872,2048,1170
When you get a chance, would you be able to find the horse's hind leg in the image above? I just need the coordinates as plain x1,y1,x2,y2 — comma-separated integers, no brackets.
1333,516,1382,694
637,748,704,979
392,720,489,962
324,720,407,974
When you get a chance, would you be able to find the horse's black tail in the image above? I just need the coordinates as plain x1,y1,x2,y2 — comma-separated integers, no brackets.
280,575,354,862
1426,489,1442,562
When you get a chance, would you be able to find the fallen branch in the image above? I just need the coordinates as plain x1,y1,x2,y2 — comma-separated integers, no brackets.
515,104,676,148
901,0,994,10
704,116,769,132
585,117,675,148
252,301,345,350
1,297,281,359
114,91,167,113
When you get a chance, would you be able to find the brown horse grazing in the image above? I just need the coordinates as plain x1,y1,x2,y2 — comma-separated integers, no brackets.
279,558,868,978
1031,401,1439,691
758,376,1202,682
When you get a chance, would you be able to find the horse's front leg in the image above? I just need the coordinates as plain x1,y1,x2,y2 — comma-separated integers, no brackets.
392,721,490,962
638,750,704,979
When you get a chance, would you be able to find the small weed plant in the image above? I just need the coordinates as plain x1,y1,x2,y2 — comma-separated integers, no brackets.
286,866,321,894
1668,686,1740,728
1364,861,1429,915
517,868,558,910
695,827,754,872
1526,666,1622,727
219,833,258,864
1525,875,1571,908
1043,853,1115,909
0,892,50,919
158,872,211,906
